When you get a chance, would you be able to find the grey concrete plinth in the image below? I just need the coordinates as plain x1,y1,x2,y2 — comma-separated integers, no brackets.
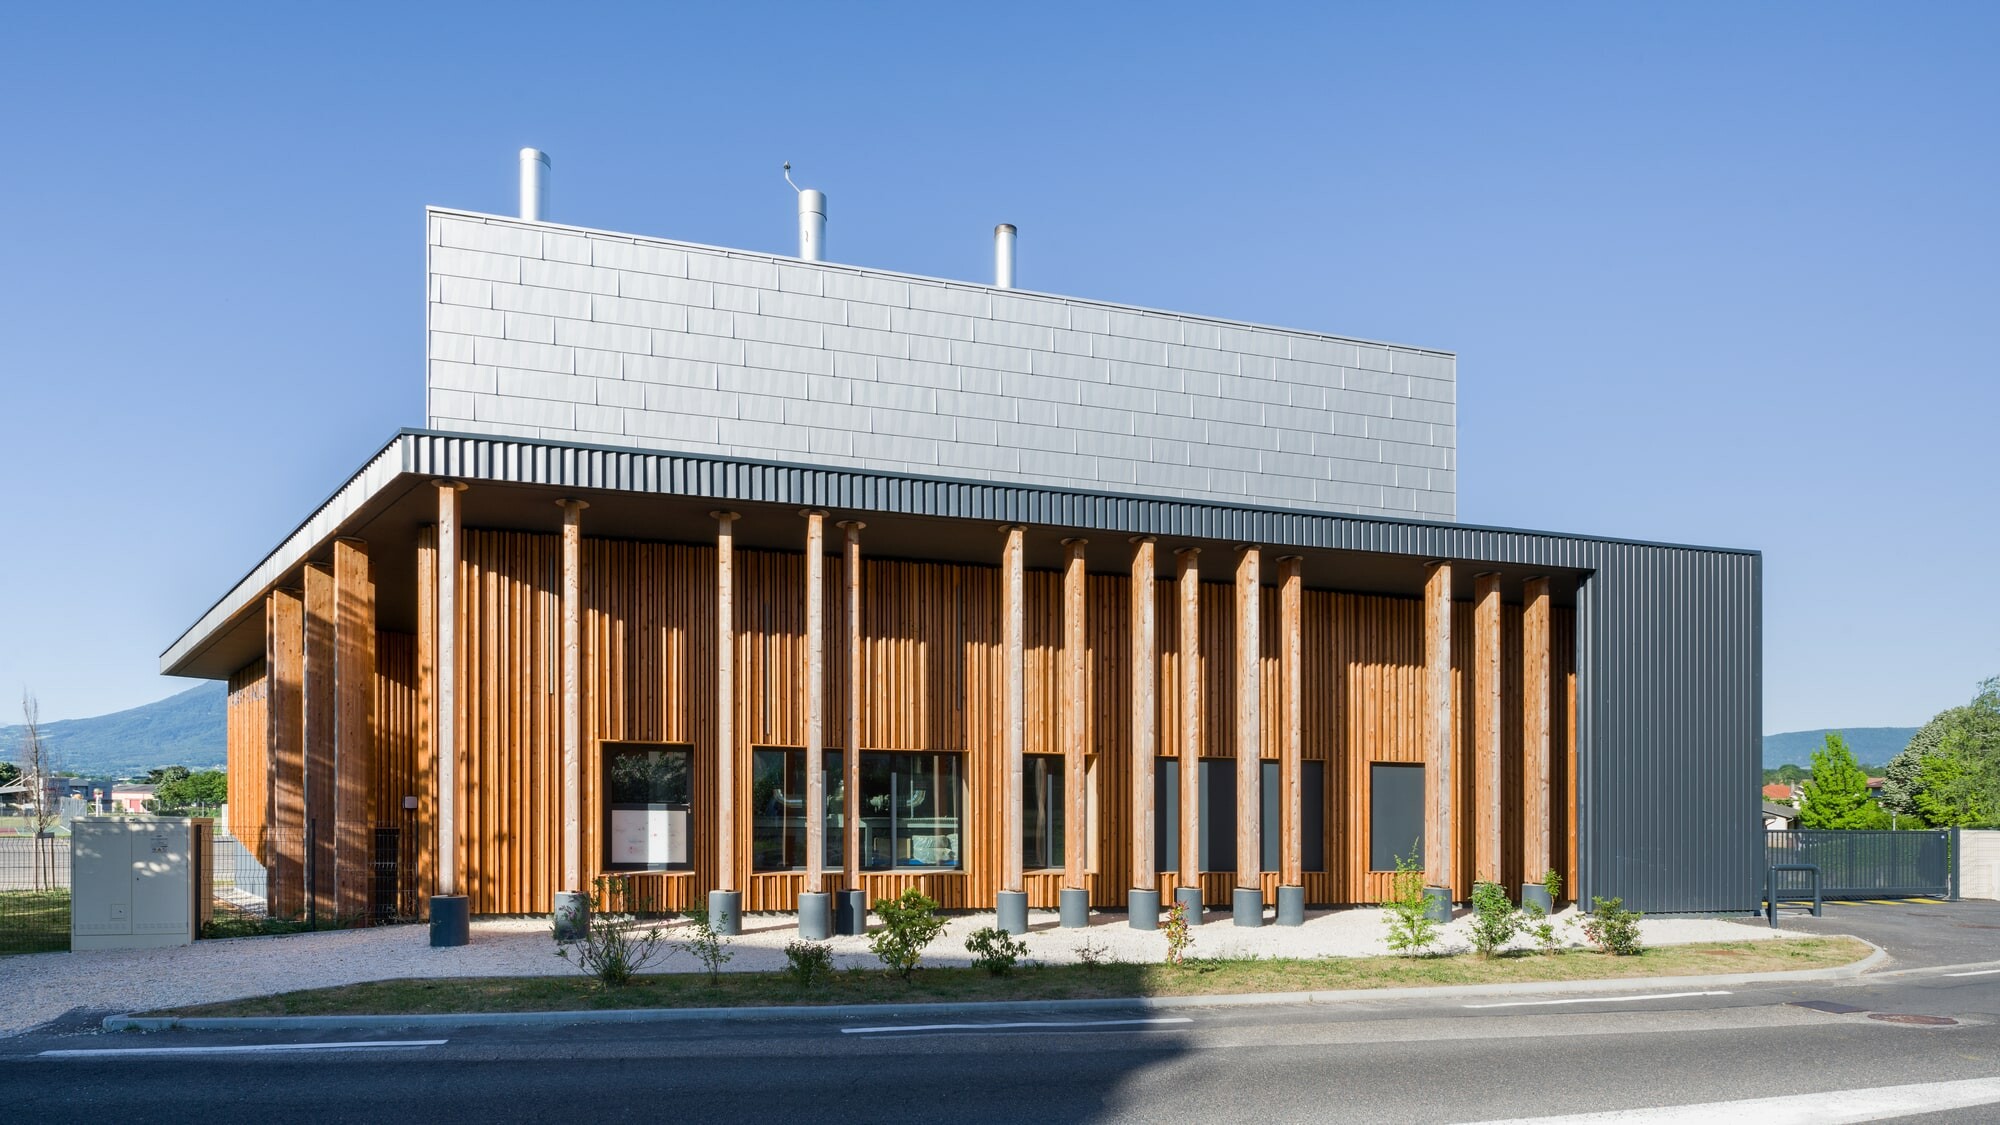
1127,888,1160,930
1059,888,1090,929
551,891,590,941
1423,886,1454,923
996,890,1029,935
429,895,470,948
1521,884,1554,914
835,889,869,935
797,891,831,940
1173,886,1204,925
708,890,742,936
1232,887,1264,927
1276,884,1305,927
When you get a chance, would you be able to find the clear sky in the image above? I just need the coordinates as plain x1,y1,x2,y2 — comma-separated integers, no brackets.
3,3,1994,732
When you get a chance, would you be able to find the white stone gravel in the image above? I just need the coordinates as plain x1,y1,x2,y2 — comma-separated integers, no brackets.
0,906,1794,1037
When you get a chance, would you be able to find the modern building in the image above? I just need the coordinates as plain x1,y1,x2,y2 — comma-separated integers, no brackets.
164,152,1759,934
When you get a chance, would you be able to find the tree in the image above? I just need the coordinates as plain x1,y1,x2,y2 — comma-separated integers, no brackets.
1911,728,1995,828
17,693,61,890
1799,733,1889,829
149,768,227,813
1882,678,2000,823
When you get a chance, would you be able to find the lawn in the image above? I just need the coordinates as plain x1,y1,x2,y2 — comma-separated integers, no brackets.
153,935,1871,1018
0,889,71,955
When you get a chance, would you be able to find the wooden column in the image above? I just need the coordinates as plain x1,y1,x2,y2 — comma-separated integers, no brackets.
1422,562,1453,890
1523,577,1553,886
1175,547,1202,890
332,537,376,920
713,511,740,894
1001,525,1026,895
1234,546,1261,891
803,510,829,895
1128,537,1158,894
1278,557,1304,889
838,521,865,893
1474,572,1503,886
415,528,437,911
434,480,466,898
1061,538,1089,892
265,587,305,917
557,499,587,894
301,561,336,917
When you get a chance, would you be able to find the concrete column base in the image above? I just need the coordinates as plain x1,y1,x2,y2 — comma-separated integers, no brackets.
1276,884,1306,926
1059,887,1091,928
1423,885,1454,923
429,895,469,948
1232,886,1264,927
551,890,590,941
835,888,869,935
1127,888,1160,930
708,889,742,936
1173,885,1204,925
996,890,1029,934
1521,884,1554,914
797,891,831,940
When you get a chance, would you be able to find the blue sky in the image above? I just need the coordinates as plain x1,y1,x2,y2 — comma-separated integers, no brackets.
3,3,1994,732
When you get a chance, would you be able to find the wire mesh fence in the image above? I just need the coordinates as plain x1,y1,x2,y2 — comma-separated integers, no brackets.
0,832,70,954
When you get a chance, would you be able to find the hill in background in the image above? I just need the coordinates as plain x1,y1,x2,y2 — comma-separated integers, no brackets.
1763,726,1917,770
0,682,224,778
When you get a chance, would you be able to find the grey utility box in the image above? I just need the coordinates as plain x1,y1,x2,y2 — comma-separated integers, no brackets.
71,817,213,951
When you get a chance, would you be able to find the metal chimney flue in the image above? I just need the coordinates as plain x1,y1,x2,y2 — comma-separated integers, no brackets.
519,148,550,221
785,162,825,261
994,224,1017,289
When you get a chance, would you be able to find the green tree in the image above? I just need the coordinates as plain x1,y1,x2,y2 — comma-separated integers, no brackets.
1799,733,1889,829
149,768,226,812
1882,678,2000,823
1911,729,1995,828
0,761,18,789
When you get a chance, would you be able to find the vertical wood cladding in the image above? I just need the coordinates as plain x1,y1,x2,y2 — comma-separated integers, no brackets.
226,661,269,850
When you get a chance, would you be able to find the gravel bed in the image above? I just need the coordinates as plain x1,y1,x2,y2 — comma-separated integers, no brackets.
0,905,1790,1037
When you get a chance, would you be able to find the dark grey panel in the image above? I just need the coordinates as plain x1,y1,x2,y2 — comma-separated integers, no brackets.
1303,760,1326,874
1198,760,1235,872
1370,763,1424,872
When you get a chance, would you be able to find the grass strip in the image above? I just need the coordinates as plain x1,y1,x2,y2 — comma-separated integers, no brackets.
152,936,1870,1018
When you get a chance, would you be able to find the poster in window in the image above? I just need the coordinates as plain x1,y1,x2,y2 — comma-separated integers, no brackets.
610,808,688,866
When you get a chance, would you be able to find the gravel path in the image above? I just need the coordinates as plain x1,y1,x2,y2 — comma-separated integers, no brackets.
0,906,1793,1037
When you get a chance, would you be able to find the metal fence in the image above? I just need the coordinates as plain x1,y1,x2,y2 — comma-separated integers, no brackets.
1765,829,1954,900
0,833,70,953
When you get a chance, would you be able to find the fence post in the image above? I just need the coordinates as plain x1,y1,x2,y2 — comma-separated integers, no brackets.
1950,827,1962,902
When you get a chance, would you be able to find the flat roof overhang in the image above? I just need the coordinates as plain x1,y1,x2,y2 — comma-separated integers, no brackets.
162,429,1754,681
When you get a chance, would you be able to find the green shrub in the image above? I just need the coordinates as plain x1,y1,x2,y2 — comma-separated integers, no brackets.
678,905,735,983
1076,936,1114,971
783,939,835,989
1541,867,1563,904
1162,901,1193,967
1582,896,1644,956
965,926,1030,976
554,912,669,987
871,889,947,981
1383,847,1441,956
1468,881,1521,959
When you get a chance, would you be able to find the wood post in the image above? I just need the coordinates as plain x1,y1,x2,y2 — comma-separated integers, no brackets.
1176,547,1202,889
434,481,465,898
1061,538,1088,892
803,510,828,895
265,587,305,917
302,561,336,918
557,499,587,894
1278,557,1303,888
1422,561,1453,890
838,521,865,893
1523,577,1553,886
1234,546,1261,890
1001,525,1026,895
332,537,375,921
713,511,740,894
1474,573,1503,886
1128,537,1158,894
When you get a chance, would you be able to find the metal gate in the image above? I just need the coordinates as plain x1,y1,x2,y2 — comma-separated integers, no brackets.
1765,829,1953,900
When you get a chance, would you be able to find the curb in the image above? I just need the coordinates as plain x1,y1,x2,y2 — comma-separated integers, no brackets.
103,939,1890,1033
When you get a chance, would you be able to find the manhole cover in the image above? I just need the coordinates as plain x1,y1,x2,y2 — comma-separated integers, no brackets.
1790,1000,1865,1014
1867,1013,1958,1026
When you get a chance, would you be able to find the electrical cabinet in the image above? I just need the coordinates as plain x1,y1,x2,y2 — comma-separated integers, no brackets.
71,817,213,951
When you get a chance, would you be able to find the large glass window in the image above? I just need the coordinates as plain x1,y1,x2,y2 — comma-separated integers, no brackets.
602,742,692,871
752,748,843,872
1023,754,1065,869
858,752,963,870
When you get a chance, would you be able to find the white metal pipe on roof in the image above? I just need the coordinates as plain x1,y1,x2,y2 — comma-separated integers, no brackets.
519,148,550,221
797,188,826,261
994,224,1017,289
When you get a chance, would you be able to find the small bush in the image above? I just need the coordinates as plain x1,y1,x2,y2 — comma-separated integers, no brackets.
1383,847,1441,957
1468,882,1522,959
966,926,1030,976
1582,896,1644,956
784,939,835,989
1541,867,1564,905
678,905,735,983
871,889,947,981
1162,901,1193,967
1076,936,1114,971
554,913,670,987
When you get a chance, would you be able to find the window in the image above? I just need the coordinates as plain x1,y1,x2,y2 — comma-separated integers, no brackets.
1023,754,1065,869
1256,760,1326,873
1153,757,1325,875
1369,762,1425,871
858,752,963,870
602,742,692,871
751,748,843,872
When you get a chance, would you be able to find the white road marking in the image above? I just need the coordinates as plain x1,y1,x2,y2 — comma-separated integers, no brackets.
1945,968,2000,977
841,1017,1192,1035
1464,1074,2000,1124
1463,990,1730,1010
38,1039,447,1059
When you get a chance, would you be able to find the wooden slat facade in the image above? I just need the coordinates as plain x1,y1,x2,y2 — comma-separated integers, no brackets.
225,660,269,848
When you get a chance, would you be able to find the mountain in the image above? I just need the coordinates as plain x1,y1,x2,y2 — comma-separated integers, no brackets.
1763,727,1918,770
0,683,225,779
